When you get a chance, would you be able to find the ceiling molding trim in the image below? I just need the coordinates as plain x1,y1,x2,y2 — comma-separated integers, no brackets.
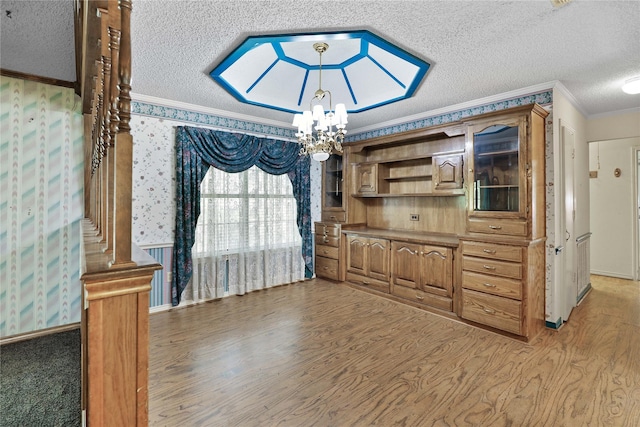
131,93,296,140
348,87,554,142
350,81,557,136
1,68,76,89
587,105,640,120
552,81,589,118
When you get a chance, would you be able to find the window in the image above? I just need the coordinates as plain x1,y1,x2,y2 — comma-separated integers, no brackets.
187,165,304,300
194,165,302,255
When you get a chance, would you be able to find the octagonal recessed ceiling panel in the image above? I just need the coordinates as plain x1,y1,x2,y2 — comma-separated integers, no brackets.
210,30,431,114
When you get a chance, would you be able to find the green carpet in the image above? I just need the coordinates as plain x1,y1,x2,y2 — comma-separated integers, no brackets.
0,329,81,427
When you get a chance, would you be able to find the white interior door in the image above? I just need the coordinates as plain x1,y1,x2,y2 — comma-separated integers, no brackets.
560,122,576,319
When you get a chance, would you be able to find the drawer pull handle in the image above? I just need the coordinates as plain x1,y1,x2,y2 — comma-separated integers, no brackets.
483,249,496,254
323,250,328,254
323,266,329,270
483,283,496,288
415,295,424,301
483,307,496,314
483,265,496,270
330,216,337,220
362,281,370,285
488,225,502,230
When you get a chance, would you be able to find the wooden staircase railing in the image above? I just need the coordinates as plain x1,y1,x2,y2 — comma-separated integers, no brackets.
75,1,161,425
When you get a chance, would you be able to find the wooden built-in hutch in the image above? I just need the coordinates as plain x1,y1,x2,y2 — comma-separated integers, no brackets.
315,103,548,341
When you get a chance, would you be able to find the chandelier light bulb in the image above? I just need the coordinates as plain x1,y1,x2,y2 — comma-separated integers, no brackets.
291,42,347,162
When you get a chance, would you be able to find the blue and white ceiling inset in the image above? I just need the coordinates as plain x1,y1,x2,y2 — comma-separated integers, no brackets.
210,30,431,114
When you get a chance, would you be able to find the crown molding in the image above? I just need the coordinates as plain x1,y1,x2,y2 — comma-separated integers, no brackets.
131,92,293,129
351,81,558,135
0,68,76,89
587,105,640,120
132,83,559,142
131,93,297,140
551,80,589,118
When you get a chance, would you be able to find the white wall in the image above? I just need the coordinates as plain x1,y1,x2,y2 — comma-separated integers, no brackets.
587,111,640,279
548,87,588,324
589,138,639,279
587,111,640,142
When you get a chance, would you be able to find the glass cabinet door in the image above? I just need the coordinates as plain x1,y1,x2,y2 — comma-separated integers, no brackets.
472,124,520,212
323,153,343,209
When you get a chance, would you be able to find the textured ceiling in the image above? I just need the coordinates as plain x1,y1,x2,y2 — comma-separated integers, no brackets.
0,0,76,82
2,0,639,132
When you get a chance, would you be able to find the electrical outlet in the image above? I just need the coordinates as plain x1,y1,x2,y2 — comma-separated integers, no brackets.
410,214,419,221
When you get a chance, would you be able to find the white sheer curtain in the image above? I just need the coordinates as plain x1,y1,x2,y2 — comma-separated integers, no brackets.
183,165,305,302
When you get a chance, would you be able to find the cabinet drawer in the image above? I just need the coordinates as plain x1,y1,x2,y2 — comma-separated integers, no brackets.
316,244,339,260
346,272,389,294
314,223,341,236
463,256,522,280
316,235,340,248
392,285,452,312
316,257,339,280
462,271,522,300
321,211,346,223
462,241,523,263
468,218,527,237
462,289,522,335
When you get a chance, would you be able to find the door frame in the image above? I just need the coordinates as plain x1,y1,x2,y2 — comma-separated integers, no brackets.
634,147,640,280
556,119,577,321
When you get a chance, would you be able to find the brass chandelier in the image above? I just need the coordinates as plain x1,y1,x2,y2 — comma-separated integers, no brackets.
292,42,348,162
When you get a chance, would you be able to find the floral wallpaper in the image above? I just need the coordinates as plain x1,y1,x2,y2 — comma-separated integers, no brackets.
544,112,556,325
130,115,177,246
130,115,323,246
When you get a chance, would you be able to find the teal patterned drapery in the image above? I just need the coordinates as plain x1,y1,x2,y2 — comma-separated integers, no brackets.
171,126,312,306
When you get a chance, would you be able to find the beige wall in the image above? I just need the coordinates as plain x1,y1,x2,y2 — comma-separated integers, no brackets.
588,138,638,279
549,87,589,323
587,111,640,142
587,110,639,279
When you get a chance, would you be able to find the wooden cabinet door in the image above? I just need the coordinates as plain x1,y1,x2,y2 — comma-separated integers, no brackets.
420,245,453,298
346,235,368,276
356,164,377,194
367,238,390,281
391,241,420,289
466,114,527,219
433,154,463,191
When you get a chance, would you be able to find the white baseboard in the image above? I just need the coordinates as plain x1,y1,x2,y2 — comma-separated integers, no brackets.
590,270,633,280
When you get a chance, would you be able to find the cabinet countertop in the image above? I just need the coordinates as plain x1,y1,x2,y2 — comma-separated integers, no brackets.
341,226,546,248
341,227,460,247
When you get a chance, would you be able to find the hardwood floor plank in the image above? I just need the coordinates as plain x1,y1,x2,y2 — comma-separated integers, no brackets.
149,275,640,426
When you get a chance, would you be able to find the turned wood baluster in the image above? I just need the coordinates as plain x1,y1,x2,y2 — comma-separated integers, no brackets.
99,55,109,243
102,55,113,249
112,0,133,266
106,24,121,254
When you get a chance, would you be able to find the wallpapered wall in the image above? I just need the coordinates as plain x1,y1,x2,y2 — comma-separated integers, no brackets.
0,76,84,337
131,92,555,311
129,114,322,307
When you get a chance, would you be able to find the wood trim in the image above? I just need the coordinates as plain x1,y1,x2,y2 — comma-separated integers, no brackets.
345,122,465,152
0,68,75,89
0,322,80,346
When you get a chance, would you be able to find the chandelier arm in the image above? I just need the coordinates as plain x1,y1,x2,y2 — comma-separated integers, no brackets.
293,42,346,161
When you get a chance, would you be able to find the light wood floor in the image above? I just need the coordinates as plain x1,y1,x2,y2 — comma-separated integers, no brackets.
148,275,640,426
